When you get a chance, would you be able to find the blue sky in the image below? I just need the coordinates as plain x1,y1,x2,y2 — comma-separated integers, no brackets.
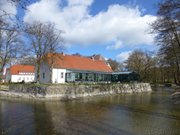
91,0,159,15
2,0,161,61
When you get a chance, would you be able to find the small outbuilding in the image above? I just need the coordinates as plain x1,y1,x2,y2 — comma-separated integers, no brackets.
5,65,35,83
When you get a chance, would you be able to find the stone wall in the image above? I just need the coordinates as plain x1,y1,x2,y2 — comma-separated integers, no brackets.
171,92,180,104
0,83,152,100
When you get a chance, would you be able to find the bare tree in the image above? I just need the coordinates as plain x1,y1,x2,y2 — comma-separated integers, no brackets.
17,56,36,65
126,50,155,81
0,29,23,74
151,0,180,84
107,59,121,72
0,0,29,31
7,0,29,9
25,22,64,83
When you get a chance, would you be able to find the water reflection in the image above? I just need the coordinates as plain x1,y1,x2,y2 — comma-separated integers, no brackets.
0,101,35,135
0,87,180,135
33,102,55,135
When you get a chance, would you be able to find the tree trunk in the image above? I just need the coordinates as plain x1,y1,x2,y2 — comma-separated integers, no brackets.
173,72,178,84
36,59,40,83
49,66,53,83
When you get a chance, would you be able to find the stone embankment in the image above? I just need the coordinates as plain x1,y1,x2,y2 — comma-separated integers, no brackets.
0,83,152,100
171,92,180,104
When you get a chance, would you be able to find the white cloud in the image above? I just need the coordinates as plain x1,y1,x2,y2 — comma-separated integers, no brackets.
23,0,156,48
0,0,17,16
116,51,132,62
106,40,123,50
68,0,93,6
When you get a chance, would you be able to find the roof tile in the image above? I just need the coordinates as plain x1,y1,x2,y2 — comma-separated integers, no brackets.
9,65,35,75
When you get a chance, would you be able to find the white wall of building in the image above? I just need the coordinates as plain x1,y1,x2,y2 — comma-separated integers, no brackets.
11,75,35,82
5,69,35,83
52,69,66,83
38,61,67,84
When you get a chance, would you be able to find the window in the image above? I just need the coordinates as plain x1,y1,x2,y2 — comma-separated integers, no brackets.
75,73,80,81
61,72,64,78
43,73,45,79
88,74,94,81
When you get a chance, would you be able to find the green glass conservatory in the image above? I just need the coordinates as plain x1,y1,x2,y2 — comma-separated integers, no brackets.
65,70,139,83
66,70,112,83
111,71,140,82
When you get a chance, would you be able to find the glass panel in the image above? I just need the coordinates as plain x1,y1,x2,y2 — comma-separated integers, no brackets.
66,73,75,82
87,73,94,81
82,73,86,81
75,73,80,81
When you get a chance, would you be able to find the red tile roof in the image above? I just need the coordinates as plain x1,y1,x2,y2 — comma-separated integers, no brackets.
9,65,35,75
44,53,113,72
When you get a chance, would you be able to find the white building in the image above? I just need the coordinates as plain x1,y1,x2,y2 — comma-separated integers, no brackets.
38,53,113,84
6,65,35,83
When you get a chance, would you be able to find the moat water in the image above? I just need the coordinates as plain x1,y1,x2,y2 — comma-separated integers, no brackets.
0,87,179,135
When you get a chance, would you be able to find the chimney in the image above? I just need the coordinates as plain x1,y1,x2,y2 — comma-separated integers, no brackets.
107,63,111,67
61,52,65,56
